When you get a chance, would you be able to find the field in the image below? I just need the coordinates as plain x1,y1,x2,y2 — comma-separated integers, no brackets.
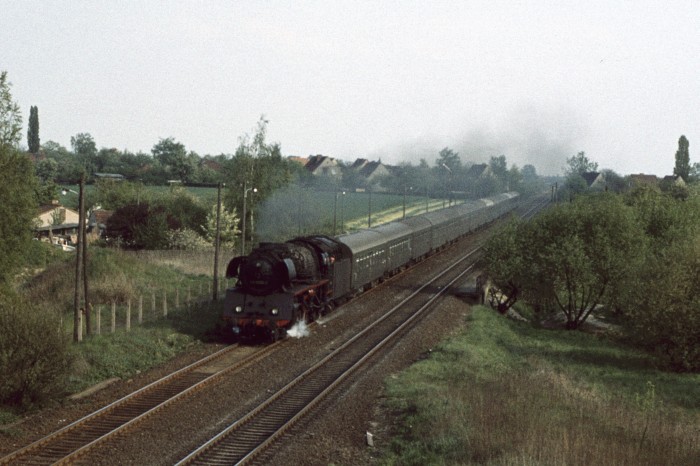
380,307,700,465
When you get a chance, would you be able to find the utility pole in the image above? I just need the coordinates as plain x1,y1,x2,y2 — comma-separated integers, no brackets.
213,182,223,301
73,174,86,342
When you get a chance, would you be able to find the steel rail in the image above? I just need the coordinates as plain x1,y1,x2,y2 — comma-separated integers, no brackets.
0,342,280,466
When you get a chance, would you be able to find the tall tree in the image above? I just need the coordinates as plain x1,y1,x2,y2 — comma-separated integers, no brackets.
223,117,295,243
674,135,690,181
0,71,22,149
27,105,40,153
71,132,97,175
565,151,598,176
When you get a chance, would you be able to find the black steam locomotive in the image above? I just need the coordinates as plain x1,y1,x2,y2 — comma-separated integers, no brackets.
224,192,520,341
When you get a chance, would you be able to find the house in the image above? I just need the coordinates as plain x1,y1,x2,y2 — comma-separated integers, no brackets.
628,173,659,188
661,174,686,187
305,155,341,178
34,201,81,243
465,163,493,180
349,158,395,191
288,156,309,167
581,171,605,189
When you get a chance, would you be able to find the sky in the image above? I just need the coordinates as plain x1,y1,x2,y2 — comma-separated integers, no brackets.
2,0,699,176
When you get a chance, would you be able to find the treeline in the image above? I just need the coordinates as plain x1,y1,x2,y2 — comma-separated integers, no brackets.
484,186,700,372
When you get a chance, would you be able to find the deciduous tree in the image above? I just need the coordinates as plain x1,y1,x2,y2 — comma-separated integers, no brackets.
0,71,22,148
565,151,598,176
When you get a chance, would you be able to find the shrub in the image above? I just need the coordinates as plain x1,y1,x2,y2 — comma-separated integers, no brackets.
0,288,72,407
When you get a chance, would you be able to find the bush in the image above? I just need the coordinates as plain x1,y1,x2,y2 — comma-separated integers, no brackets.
0,288,72,407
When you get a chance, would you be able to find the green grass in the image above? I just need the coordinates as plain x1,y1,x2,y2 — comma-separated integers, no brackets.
380,307,700,465
10,246,225,409
67,300,221,393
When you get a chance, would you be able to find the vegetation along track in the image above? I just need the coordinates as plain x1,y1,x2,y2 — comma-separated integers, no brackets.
0,344,279,465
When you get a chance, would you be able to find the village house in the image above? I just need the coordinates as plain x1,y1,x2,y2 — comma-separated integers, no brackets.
34,201,81,245
305,155,341,179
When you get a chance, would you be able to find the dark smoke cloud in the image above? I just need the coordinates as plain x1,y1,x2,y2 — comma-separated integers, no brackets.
371,103,588,176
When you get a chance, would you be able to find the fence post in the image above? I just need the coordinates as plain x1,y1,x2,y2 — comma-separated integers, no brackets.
96,306,101,335
152,291,156,314
138,295,143,324
175,288,180,309
111,301,116,333
77,310,83,342
126,299,131,331
187,286,191,309
163,291,168,317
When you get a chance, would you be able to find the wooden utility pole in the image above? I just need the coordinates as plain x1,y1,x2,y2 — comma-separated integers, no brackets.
81,177,91,335
73,175,85,342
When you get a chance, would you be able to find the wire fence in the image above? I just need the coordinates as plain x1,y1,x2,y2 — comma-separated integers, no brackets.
65,275,229,337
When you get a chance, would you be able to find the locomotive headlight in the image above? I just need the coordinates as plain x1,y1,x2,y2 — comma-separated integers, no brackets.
235,306,243,313
270,308,279,316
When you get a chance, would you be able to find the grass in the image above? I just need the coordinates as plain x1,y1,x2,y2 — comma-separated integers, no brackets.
3,246,225,418
380,306,700,465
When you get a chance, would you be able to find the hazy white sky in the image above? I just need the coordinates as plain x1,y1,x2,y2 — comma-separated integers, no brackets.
2,0,699,175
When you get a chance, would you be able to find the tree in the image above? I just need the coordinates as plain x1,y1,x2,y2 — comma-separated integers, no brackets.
565,151,598,176
673,135,690,181
223,117,295,242
484,194,644,329
436,147,461,171
27,105,39,153
204,201,239,245
71,132,97,175
0,144,38,283
0,71,22,149
151,137,194,182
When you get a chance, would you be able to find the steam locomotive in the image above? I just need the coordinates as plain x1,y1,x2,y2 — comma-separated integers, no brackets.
224,192,520,341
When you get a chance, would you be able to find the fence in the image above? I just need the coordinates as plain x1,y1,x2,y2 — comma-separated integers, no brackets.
67,275,229,338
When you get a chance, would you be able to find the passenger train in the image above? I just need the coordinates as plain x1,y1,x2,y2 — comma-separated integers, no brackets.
224,192,520,341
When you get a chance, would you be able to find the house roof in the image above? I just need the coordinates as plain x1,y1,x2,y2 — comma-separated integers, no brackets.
581,171,602,187
305,155,330,172
200,159,222,171
465,163,489,179
288,156,308,166
94,173,125,180
351,158,369,170
359,161,383,177
629,173,659,185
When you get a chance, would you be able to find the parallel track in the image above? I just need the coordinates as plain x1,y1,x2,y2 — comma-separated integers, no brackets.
176,196,548,465
176,195,548,465
1,194,548,466
0,343,279,465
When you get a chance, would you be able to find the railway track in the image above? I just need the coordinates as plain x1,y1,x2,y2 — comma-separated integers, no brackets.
1,194,549,466
0,343,279,465
176,251,489,464
175,194,549,465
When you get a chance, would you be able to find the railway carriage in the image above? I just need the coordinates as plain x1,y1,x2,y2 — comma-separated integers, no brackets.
223,192,520,341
